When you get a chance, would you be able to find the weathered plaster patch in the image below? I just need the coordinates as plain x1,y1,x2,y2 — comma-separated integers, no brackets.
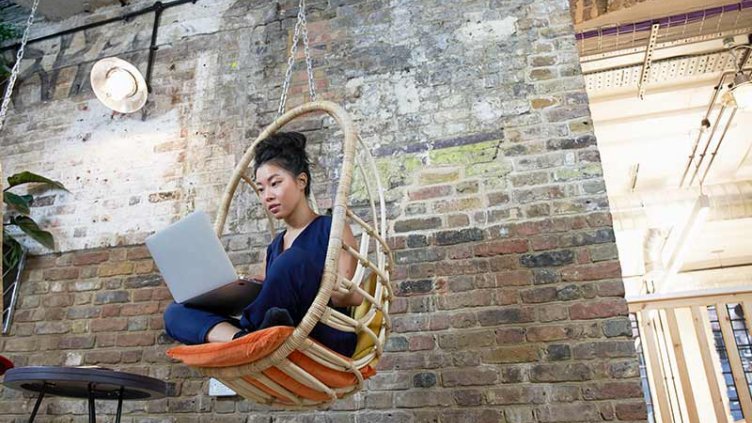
454,17,518,44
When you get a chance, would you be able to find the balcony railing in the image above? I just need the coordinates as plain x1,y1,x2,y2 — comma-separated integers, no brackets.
627,285,752,423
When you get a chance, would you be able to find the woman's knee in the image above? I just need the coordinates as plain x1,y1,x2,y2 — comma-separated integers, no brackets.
163,302,181,331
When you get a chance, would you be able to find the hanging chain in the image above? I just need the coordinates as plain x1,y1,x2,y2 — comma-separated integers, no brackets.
0,0,39,132
277,0,317,117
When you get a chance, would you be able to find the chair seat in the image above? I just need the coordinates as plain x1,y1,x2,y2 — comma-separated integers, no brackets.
166,325,376,404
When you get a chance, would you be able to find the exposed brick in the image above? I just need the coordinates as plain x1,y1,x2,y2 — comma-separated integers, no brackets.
520,250,575,267
394,217,442,233
603,317,632,337
434,228,484,246
615,401,648,420
42,267,80,281
58,336,95,350
478,307,535,326
35,321,71,335
97,262,134,277
561,261,622,281
536,403,601,422
526,325,569,342
412,372,437,388
434,197,482,213
545,344,572,361
481,345,539,364
408,185,452,201
90,318,128,332
572,340,636,360
441,368,498,387
94,291,130,304
72,251,109,266
582,381,644,400
395,279,433,296
474,239,529,256
570,299,628,320
495,328,526,344
521,286,558,303
438,330,496,351
116,333,155,347
84,350,122,364
490,270,529,287
530,363,593,382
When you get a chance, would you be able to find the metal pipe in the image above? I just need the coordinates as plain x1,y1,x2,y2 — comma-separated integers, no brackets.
0,0,197,52
145,1,165,92
28,385,46,423
88,383,96,423
115,386,124,423
2,250,26,335
679,67,752,187
688,104,728,187
699,107,738,186
679,70,736,187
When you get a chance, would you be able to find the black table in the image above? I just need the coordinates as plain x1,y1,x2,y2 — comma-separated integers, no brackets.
3,366,170,423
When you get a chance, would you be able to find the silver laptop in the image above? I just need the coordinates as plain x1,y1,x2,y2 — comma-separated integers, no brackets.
145,211,262,315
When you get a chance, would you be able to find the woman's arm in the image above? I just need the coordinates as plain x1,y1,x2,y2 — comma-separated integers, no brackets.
330,223,364,307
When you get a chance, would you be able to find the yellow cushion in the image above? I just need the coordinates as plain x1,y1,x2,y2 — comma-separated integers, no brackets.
351,272,384,362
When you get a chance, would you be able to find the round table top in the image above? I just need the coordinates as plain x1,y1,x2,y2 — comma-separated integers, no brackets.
3,366,170,400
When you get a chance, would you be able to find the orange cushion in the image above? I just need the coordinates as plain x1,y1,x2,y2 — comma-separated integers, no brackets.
166,326,377,402
166,326,293,367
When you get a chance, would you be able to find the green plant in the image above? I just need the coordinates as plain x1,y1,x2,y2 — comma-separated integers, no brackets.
2,171,68,271
0,21,20,83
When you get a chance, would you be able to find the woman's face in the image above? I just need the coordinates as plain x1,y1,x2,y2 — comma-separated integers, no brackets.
255,162,307,219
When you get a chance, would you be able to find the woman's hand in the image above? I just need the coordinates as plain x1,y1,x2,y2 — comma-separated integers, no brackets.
331,223,364,307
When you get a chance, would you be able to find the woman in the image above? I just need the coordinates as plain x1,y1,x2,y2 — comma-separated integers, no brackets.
164,132,363,357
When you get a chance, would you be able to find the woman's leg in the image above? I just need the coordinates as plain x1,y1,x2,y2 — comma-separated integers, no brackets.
239,247,322,330
238,247,356,356
163,302,239,345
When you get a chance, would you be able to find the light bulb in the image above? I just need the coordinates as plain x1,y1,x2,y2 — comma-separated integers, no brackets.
105,68,137,101
729,73,752,111
732,82,752,110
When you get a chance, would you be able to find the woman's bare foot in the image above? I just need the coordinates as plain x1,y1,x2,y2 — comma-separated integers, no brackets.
205,321,242,343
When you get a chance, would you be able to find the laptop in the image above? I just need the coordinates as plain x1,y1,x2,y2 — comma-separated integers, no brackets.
145,211,262,315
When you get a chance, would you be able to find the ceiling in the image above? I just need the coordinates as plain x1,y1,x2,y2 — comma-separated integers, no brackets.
580,0,752,295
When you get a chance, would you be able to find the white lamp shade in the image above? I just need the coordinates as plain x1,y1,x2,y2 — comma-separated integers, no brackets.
90,57,147,113
732,81,752,111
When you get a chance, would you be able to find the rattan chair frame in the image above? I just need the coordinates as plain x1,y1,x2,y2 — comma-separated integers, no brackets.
199,100,393,407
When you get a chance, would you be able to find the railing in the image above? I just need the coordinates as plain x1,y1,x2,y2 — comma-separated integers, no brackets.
627,286,752,423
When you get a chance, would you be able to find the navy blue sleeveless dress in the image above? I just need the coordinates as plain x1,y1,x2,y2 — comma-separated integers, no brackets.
239,215,357,357
163,215,357,357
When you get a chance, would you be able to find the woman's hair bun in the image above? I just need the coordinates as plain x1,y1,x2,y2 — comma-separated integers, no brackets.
285,131,307,150
253,131,312,196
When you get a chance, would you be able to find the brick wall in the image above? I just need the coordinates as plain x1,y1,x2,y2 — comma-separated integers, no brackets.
0,0,646,421
568,0,650,25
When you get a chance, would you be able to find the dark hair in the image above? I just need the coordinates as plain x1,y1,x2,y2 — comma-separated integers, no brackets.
253,131,311,196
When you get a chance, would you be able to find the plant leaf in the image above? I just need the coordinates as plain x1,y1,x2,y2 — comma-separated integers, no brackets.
2,233,23,271
3,192,31,214
6,171,67,191
10,216,54,249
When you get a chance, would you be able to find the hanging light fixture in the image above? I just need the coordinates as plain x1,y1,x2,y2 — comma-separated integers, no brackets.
90,57,148,113
726,72,752,110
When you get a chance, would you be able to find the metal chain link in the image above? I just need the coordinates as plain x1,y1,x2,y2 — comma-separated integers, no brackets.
0,0,39,132
277,0,317,117
299,2,316,103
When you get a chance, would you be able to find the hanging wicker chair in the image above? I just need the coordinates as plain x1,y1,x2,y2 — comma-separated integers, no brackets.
166,100,394,408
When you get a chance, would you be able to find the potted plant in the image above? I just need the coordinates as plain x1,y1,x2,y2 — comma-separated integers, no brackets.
2,171,67,334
